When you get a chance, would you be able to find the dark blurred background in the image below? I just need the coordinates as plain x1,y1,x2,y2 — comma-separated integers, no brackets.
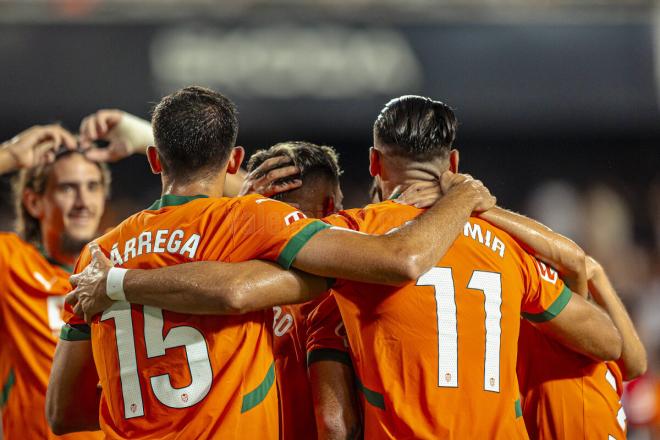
0,0,659,436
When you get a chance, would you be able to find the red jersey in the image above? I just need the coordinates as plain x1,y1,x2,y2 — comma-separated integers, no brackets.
517,320,627,439
0,232,103,439
323,201,572,439
61,194,330,440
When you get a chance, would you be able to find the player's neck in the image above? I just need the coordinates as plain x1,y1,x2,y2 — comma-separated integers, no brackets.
41,234,77,266
160,172,227,198
380,166,445,200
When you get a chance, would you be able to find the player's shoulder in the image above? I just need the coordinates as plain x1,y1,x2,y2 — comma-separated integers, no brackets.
0,231,24,247
458,216,530,264
232,194,295,211
328,201,420,233
0,231,31,254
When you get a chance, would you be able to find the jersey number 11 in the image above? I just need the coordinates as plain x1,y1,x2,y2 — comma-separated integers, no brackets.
417,267,502,393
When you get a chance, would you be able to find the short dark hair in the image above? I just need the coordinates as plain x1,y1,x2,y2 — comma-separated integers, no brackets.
247,141,342,197
152,86,239,181
13,150,110,245
373,95,457,160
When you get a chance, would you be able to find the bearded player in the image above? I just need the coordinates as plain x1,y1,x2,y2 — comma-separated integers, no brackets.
47,86,496,439
65,95,623,439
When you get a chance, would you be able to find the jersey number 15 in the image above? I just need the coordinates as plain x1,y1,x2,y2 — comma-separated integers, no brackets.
102,304,213,419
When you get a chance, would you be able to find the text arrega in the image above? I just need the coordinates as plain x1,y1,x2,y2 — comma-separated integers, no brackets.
109,230,201,266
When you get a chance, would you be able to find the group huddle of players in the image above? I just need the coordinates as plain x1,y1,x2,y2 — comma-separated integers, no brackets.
0,87,647,439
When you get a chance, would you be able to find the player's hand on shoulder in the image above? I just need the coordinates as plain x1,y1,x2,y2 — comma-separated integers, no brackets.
67,242,114,323
1,124,77,171
79,109,135,163
239,154,302,197
441,171,496,212
396,181,442,208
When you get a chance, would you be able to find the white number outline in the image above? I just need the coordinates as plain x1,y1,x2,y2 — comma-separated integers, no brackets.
101,302,214,419
417,267,503,393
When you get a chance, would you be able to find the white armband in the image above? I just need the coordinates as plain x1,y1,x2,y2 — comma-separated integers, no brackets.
106,267,128,301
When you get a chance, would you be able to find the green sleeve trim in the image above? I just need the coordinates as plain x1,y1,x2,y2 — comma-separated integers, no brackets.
277,221,331,269
0,369,15,408
522,284,573,323
307,348,352,367
241,362,275,413
60,323,92,341
356,378,385,410
514,399,523,418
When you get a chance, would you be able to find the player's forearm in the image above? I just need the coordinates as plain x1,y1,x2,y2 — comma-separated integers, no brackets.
46,342,101,434
310,361,362,440
480,207,588,295
124,261,329,314
589,269,647,379
386,186,480,280
538,294,622,362
294,188,478,285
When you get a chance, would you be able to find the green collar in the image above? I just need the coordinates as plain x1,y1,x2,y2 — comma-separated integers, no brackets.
147,194,209,210
37,244,74,273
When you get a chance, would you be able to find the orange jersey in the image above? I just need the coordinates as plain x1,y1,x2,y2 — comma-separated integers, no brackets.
273,292,350,440
323,201,572,439
517,321,626,439
0,232,103,440
61,194,330,440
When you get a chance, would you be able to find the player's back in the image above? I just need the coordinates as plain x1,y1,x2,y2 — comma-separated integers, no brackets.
64,194,325,439
517,321,626,439
326,201,571,439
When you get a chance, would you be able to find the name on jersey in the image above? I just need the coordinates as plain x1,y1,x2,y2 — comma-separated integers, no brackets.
109,229,201,265
463,222,506,258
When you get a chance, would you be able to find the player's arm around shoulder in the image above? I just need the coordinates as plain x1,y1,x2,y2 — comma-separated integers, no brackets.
66,242,332,320
587,256,647,380
531,288,622,362
292,172,496,286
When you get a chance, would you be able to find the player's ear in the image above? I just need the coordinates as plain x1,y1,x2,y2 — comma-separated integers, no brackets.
22,188,44,219
146,146,162,175
226,146,245,175
449,149,459,173
369,147,382,178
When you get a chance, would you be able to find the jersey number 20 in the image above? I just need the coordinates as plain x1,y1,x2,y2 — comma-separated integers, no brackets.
102,303,213,419
417,267,502,393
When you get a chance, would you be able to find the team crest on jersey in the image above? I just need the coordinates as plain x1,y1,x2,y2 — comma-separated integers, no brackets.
534,259,558,284
284,211,306,225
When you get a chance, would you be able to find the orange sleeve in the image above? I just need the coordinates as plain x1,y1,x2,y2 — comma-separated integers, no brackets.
520,254,573,323
321,209,364,231
0,234,13,310
306,292,351,367
230,196,331,268
60,245,93,341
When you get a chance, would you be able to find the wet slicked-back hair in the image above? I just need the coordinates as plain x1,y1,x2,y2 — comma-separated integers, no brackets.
12,150,111,245
373,95,457,161
247,141,342,198
152,86,239,181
